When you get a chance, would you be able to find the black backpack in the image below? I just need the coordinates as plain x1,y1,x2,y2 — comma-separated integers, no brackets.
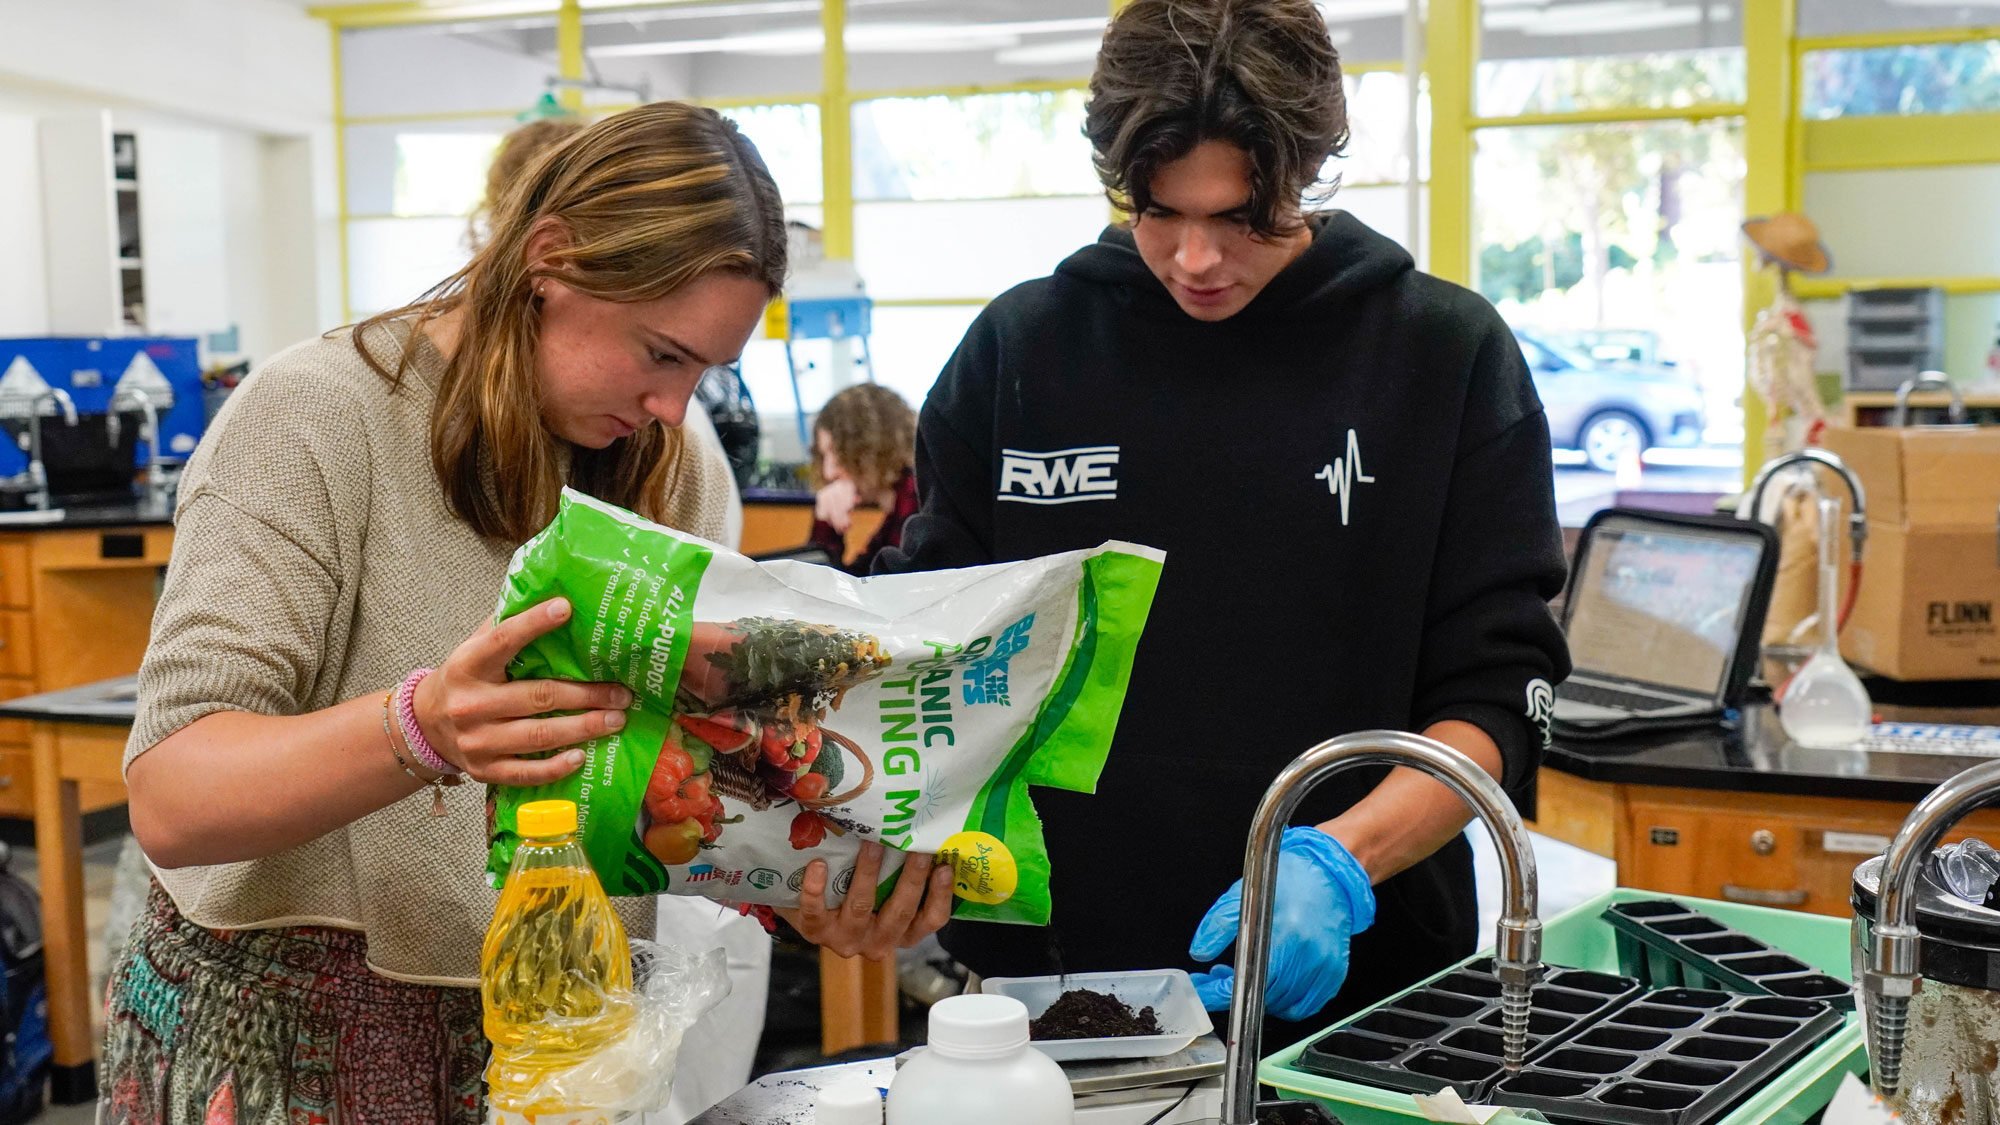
0,842,49,1125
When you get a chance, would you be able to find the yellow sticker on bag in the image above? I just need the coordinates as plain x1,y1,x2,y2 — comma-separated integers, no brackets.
937,831,1018,905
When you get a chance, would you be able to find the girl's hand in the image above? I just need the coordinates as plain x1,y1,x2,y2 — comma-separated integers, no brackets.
414,597,632,785
779,841,956,961
815,478,860,533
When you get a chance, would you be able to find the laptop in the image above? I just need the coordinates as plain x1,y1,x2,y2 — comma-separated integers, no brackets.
1555,508,1778,724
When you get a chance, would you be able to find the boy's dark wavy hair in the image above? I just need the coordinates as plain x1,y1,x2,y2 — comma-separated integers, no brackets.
1085,0,1348,237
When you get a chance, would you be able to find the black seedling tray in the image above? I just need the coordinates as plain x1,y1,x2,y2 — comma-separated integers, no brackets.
1486,990,1844,1125
1603,900,1854,1010
1255,1099,1345,1125
1295,959,1643,1099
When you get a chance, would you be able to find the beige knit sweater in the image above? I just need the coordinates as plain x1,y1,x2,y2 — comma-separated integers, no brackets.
126,322,735,986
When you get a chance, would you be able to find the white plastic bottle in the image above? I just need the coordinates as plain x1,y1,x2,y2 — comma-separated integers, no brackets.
887,994,1073,1125
818,1080,885,1125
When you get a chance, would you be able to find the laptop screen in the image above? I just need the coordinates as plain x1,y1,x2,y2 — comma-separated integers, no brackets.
1565,522,1767,698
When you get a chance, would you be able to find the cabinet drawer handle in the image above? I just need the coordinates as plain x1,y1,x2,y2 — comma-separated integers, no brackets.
0,775,13,789
1722,885,1809,907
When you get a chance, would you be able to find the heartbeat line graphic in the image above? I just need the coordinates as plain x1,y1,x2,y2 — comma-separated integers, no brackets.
1314,429,1375,526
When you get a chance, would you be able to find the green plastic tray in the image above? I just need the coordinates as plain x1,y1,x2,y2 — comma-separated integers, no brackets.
1260,890,1864,1125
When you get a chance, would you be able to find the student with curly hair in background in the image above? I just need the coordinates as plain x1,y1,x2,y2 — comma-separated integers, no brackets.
809,383,919,575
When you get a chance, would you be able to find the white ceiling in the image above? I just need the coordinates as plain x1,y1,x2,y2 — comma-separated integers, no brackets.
321,0,1998,76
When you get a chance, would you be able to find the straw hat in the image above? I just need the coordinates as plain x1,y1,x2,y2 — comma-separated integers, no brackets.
1742,212,1831,275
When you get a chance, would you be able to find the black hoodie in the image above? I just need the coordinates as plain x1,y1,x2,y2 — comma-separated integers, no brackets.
877,213,1570,1027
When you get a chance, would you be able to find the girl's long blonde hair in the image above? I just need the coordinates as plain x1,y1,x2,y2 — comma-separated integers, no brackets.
358,102,787,542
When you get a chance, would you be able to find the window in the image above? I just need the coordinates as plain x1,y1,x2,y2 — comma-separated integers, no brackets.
854,196,1108,302
852,90,1097,201
1515,335,1553,372
1802,40,2000,119
1337,70,1428,187
860,305,983,409
339,19,563,319
347,217,473,315
851,89,1106,386
1476,0,1744,117
344,117,516,314
394,133,505,217
1475,119,1747,470
844,0,1105,92
721,102,824,209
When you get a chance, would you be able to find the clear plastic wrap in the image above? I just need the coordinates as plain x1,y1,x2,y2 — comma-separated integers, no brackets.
487,939,732,1124
1937,838,2000,910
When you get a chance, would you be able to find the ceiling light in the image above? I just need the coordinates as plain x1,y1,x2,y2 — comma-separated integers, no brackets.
579,0,932,24
1484,0,1729,36
994,37,1105,66
1315,0,1411,18
588,14,1107,58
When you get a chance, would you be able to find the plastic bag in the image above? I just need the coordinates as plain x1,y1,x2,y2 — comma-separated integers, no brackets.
485,488,1164,925
1935,839,2000,911
487,938,730,1123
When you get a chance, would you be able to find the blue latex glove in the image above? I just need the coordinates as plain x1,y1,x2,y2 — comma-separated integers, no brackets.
1188,826,1376,1022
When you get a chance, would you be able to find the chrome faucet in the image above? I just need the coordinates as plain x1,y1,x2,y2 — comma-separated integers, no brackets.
116,387,170,513
1740,447,1868,569
24,388,78,511
1859,756,2000,1099
1220,731,1544,1125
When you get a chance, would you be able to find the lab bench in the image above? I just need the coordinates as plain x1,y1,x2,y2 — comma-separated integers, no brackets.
1534,685,2000,917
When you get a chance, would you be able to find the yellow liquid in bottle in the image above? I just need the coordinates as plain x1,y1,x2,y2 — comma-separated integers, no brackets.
482,833,633,1115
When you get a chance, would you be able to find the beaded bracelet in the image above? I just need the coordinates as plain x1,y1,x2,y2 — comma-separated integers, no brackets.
395,668,461,778
381,691,459,818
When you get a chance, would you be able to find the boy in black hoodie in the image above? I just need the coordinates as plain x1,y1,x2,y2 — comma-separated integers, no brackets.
877,0,1571,1040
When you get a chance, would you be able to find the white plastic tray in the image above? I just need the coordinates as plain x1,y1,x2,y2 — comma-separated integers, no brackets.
979,968,1214,1063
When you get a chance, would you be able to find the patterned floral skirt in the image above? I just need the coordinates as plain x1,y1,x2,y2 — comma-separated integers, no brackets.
100,882,488,1125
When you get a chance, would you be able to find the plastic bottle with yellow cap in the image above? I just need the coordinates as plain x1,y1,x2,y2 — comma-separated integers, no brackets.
481,799,634,1123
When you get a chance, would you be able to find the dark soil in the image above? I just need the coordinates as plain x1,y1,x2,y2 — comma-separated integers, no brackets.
1029,988,1162,1040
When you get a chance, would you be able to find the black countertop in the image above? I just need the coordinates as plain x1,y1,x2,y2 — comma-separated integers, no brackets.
1547,680,2000,803
0,675,138,727
741,486,814,505
0,502,171,530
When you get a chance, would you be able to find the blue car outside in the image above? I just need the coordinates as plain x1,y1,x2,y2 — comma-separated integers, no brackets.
1513,328,1707,473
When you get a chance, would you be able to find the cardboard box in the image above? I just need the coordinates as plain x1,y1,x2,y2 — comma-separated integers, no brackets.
1819,424,2000,681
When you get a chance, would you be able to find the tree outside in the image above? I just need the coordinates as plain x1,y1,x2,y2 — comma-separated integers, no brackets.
1803,40,2000,119
1472,48,1749,456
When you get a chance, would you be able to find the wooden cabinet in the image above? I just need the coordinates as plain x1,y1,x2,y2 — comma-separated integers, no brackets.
740,503,887,561
1840,390,2000,428
1624,804,1820,912
0,678,33,746
0,525,171,820
0,612,33,679
0,748,29,817
1539,773,2000,919
0,543,30,608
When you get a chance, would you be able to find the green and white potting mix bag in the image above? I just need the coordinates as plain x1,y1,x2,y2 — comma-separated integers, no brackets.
484,489,1163,925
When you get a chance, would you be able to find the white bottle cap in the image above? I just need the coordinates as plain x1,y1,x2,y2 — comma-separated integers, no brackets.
926,994,1032,1060
816,1080,883,1125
